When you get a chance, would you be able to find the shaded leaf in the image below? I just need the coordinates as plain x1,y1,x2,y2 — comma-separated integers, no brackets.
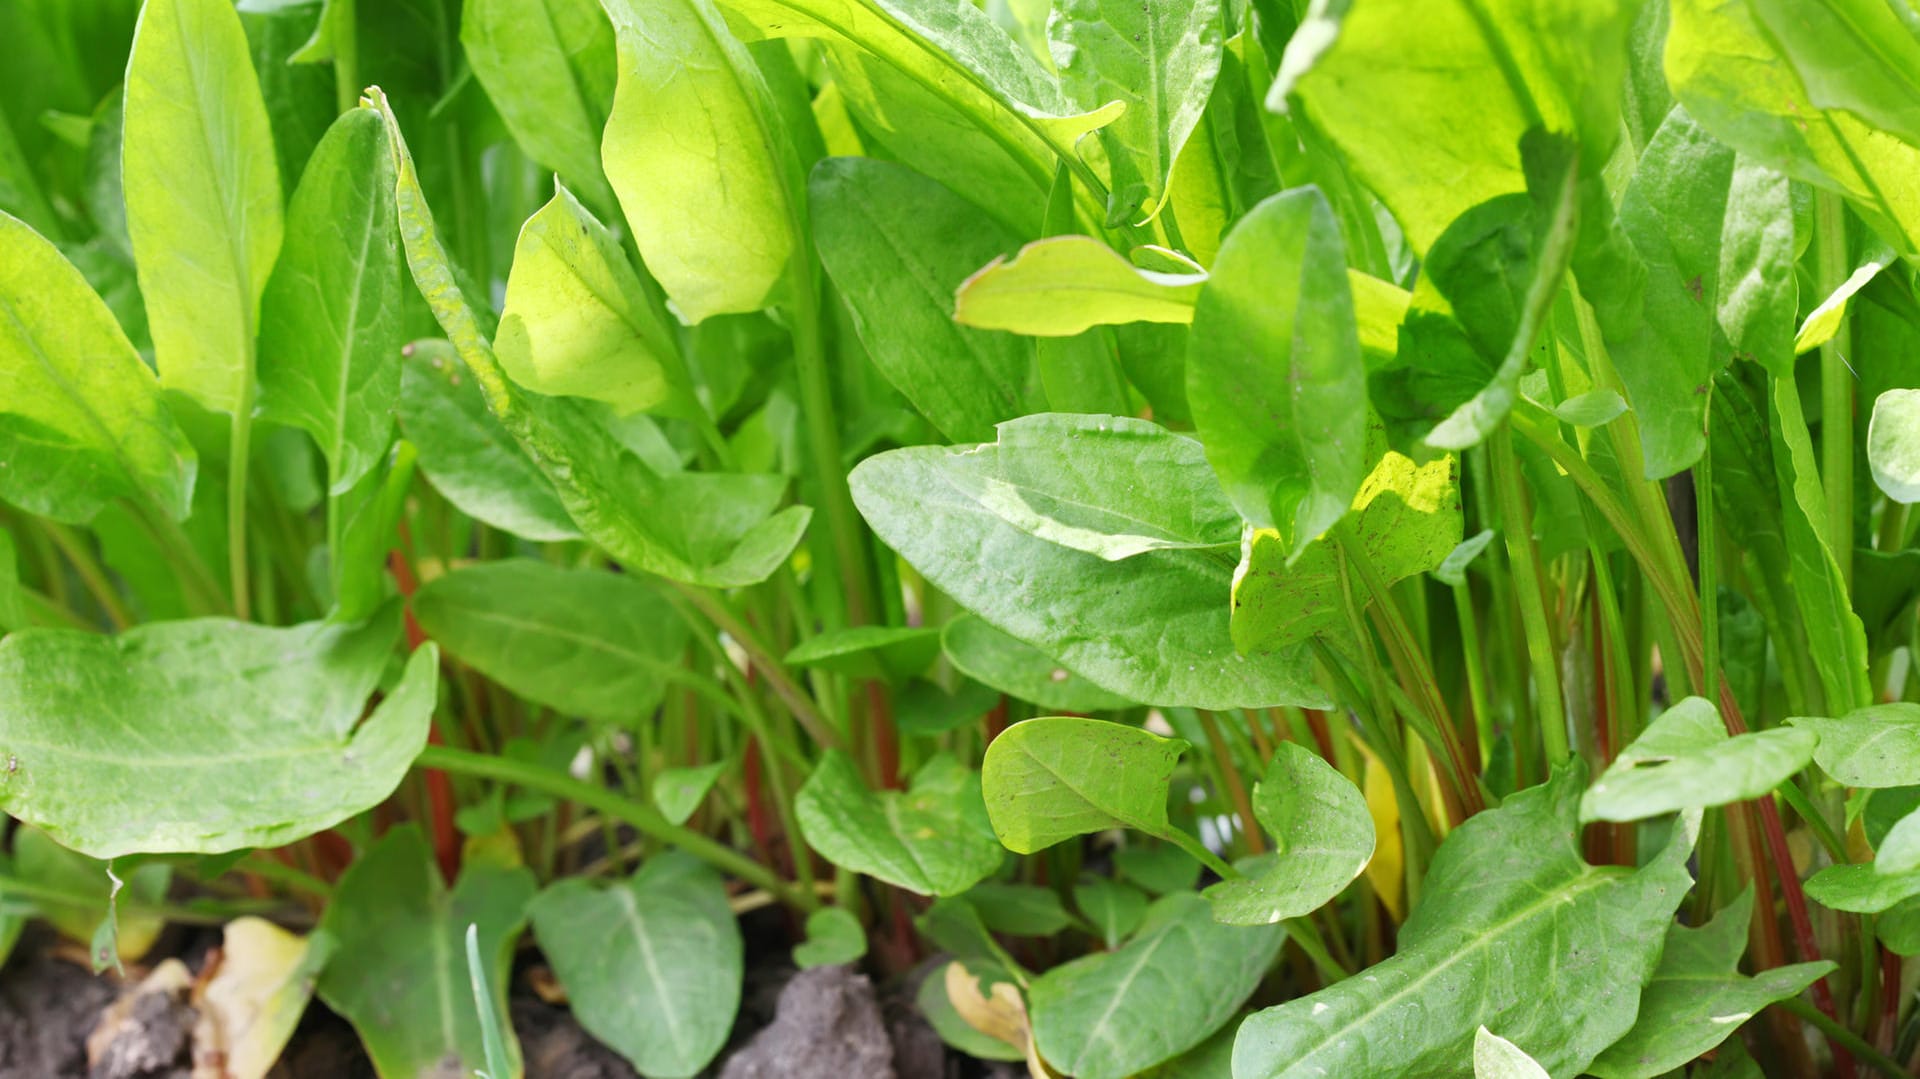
942,615,1136,713
461,0,617,209
792,907,867,969
784,625,941,682
982,717,1184,853
413,559,689,724
1074,878,1148,948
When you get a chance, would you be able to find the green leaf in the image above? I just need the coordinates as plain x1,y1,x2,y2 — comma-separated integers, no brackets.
1579,696,1817,823
1232,763,1698,1079
1138,1018,1239,1079
529,854,742,1078
0,530,22,632
257,109,403,495
797,751,1004,897
600,0,796,322
1770,373,1873,714
5,825,167,963
811,156,1038,443
1666,0,1920,255
956,413,1242,560
1272,0,1635,255
1805,862,1920,914
123,0,282,414
981,716,1185,853
0,852,20,969
1029,893,1281,1079
784,625,941,682
1869,388,1920,503
942,615,1136,712
0,210,195,523
318,825,535,1079
718,0,1123,188
1074,878,1148,948
369,91,813,588
1875,805,1920,875
412,559,691,724
1742,0,1920,155
461,0,617,211
1551,389,1628,428
0,609,437,858
793,906,868,969
1791,704,1920,788
952,236,1207,337
1232,450,1463,653
851,440,1325,710
399,341,582,543
653,762,728,826
894,677,1002,736
1795,244,1893,354
1475,1028,1550,1079
966,881,1075,936
1204,743,1373,925
1593,107,1797,476
495,184,686,415
1188,187,1364,554
1049,0,1224,224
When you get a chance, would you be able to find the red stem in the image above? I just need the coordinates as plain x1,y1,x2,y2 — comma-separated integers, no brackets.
390,542,461,885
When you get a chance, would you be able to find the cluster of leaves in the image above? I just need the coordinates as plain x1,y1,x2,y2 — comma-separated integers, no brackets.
2,0,1920,1076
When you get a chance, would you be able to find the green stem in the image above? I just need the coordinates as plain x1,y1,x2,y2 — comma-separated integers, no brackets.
787,259,875,631
228,401,254,621
418,744,820,912
1696,437,1721,711
1284,917,1352,984
669,583,840,751
40,522,131,631
1162,825,1239,882
1814,191,1855,591
1778,998,1908,1079
1490,425,1569,767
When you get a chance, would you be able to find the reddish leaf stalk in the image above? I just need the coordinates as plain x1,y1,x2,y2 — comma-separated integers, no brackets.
389,541,460,885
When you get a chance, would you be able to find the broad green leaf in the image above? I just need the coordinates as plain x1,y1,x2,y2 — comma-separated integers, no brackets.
783,625,941,682
530,854,742,1078
123,0,282,414
956,414,1241,560
399,341,583,542
0,610,436,858
1770,374,1873,714
1589,889,1831,1079
1140,1019,1239,1079
1204,743,1373,925
1232,450,1462,653
1074,878,1148,948
1031,893,1281,1079
717,0,1123,188
600,0,796,322
1579,696,1816,823
1790,704,1920,788
5,826,166,963
942,614,1136,712
1189,187,1363,553
1049,0,1224,224
257,109,403,495
852,443,1325,709
953,236,1207,337
1805,862,1920,914
495,184,685,414
1115,842,1202,895
653,762,728,826
412,559,691,724
1476,1028,1550,1079
981,716,1185,852
239,0,333,197
0,211,194,523
1232,764,1698,1079
1666,0,1920,255
1551,389,1628,428
1271,0,1635,255
793,906,868,969
370,91,813,588
1875,805,1920,877
895,677,1002,736
0,530,21,631
1743,0,1920,154
461,0,617,210
1869,388,1920,503
1592,107,1797,476
797,751,1003,896
811,156,1038,442
318,825,535,1079
1795,245,1892,354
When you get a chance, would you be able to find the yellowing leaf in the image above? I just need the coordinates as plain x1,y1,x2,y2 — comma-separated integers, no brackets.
1359,741,1405,922
945,960,1029,1052
191,918,335,1079
954,236,1206,337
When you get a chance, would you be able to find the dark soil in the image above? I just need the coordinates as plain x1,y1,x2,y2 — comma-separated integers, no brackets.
0,923,1018,1079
